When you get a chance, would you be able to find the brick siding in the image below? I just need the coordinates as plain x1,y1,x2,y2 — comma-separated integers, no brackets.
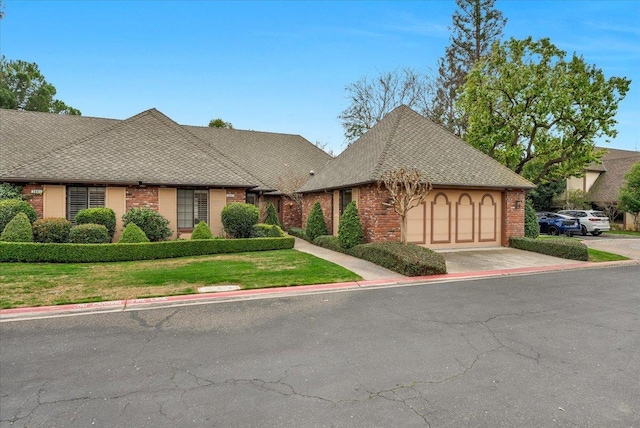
301,192,333,233
503,189,525,245
22,184,44,219
126,186,159,211
225,189,247,204
357,184,401,242
282,198,302,230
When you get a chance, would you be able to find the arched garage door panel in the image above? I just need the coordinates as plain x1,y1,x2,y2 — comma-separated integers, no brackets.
407,190,502,249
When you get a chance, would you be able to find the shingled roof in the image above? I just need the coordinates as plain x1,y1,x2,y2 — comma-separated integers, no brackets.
1,108,331,190
2,109,257,187
298,105,534,193
587,148,640,205
184,125,332,192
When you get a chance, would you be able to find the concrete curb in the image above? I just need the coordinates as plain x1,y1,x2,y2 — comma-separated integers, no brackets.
2,259,637,322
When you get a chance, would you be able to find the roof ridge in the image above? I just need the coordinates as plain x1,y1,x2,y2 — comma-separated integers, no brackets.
372,105,407,179
178,121,269,189
183,124,305,139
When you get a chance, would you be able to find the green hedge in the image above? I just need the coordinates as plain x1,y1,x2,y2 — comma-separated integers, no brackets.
313,235,346,253
349,242,447,276
287,227,307,240
509,236,588,261
0,237,295,263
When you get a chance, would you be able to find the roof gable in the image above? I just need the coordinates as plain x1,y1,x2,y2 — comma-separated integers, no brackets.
4,109,257,187
299,105,534,192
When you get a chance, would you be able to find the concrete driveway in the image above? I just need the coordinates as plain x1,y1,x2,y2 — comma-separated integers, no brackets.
580,236,640,260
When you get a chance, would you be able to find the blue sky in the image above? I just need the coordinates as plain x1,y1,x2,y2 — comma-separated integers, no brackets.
1,0,639,155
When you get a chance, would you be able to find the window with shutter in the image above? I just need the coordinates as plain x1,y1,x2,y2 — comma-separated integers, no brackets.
177,189,209,229
67,186,105,223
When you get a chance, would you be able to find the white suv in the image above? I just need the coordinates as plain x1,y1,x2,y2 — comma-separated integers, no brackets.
557,210,611,236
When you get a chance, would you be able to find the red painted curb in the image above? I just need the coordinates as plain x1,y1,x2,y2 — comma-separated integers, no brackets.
2,260,636,320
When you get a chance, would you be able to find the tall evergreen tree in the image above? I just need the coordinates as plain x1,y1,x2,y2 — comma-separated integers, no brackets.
432,0,506,135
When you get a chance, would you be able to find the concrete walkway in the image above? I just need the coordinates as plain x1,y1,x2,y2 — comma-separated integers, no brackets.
293,238,405,280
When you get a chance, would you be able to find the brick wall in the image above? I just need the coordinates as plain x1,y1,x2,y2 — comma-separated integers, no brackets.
357,184,401,242
22,184,44,219
126,186,159,210
301,192,333,233
282,198,302,230
225,189,247,204
503,189,526,245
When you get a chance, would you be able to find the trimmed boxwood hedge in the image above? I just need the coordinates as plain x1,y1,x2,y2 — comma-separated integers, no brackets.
313,235,346,253
349,242,447,276
509,236,588,261
0,237,295,263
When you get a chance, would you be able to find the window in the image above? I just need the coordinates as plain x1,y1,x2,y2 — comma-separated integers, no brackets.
177,189,208,229
339,189,352,215
67,186,105,223
246,193,257,206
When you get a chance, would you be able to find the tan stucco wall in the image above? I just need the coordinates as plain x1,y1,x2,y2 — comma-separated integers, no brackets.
106,187,127,241
42,185,66,219
567,172,601,193
210,189,227,237
158,188,177,239
584,171,600,192
566,176,583,192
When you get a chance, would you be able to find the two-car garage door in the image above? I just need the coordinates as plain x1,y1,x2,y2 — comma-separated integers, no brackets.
407,189,502,249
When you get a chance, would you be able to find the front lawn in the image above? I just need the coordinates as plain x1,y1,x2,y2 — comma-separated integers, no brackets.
0,250,361,309
605,230,640,237
587,248,629,262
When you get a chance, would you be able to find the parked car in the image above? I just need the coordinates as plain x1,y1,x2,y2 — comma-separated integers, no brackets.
536,212,582,236
557,210,611,236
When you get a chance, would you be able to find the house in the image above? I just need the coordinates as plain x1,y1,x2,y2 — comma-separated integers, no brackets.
298,106,535,248
566,147,640,230
0,108,331,240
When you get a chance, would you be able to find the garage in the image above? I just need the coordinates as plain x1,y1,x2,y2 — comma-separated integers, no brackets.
407,189,503,248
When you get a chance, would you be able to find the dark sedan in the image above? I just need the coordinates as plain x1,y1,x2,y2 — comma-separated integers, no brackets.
536,212,581,236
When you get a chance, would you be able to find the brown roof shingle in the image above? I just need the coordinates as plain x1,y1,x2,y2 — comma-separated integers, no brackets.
587,149,640,204
299,105,534,192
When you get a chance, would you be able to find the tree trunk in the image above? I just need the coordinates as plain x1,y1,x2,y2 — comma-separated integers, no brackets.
401,214,408,244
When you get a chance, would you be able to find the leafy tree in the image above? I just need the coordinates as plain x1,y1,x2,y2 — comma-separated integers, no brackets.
0,199,37,233
122,208,172,242
0,56,81,114
565,189,591,210
378,167,433,245
459,37,630,184
0,183,25,201
338,201,364,249
433,0,506,135
339,68,433,146
305,202,328,241
618,162,640,231
527,181,565,211
524,199,539,239
264,202,280,226
208,118,233,129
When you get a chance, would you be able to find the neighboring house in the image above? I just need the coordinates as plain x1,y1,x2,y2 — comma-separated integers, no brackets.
0,108,331,240
298,106,535,249
566,148,640,230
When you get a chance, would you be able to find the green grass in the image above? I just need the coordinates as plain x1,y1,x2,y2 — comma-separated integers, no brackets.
587,248,630,262
0,250,361,309
605,230,640,237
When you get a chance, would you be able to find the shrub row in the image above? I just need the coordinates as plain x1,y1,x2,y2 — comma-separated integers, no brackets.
313,235,345,253
0,237,295,263
509,236,588,261
349,242,447,276
287,227,307,240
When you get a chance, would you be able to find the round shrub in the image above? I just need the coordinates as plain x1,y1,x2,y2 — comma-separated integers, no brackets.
305,202,328,241
122,208,172,242
75,207,116,241
68,223,110,244
221,203,259,238
267,224,284,237
338,201,364,249
0,212,33,242
0,199,37,233
32,218,72,243
264,202,280,226
191,221,214,240
524,199,540,239
118,222,150,243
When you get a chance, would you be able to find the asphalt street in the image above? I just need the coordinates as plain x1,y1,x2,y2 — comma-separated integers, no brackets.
1,265,639,427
